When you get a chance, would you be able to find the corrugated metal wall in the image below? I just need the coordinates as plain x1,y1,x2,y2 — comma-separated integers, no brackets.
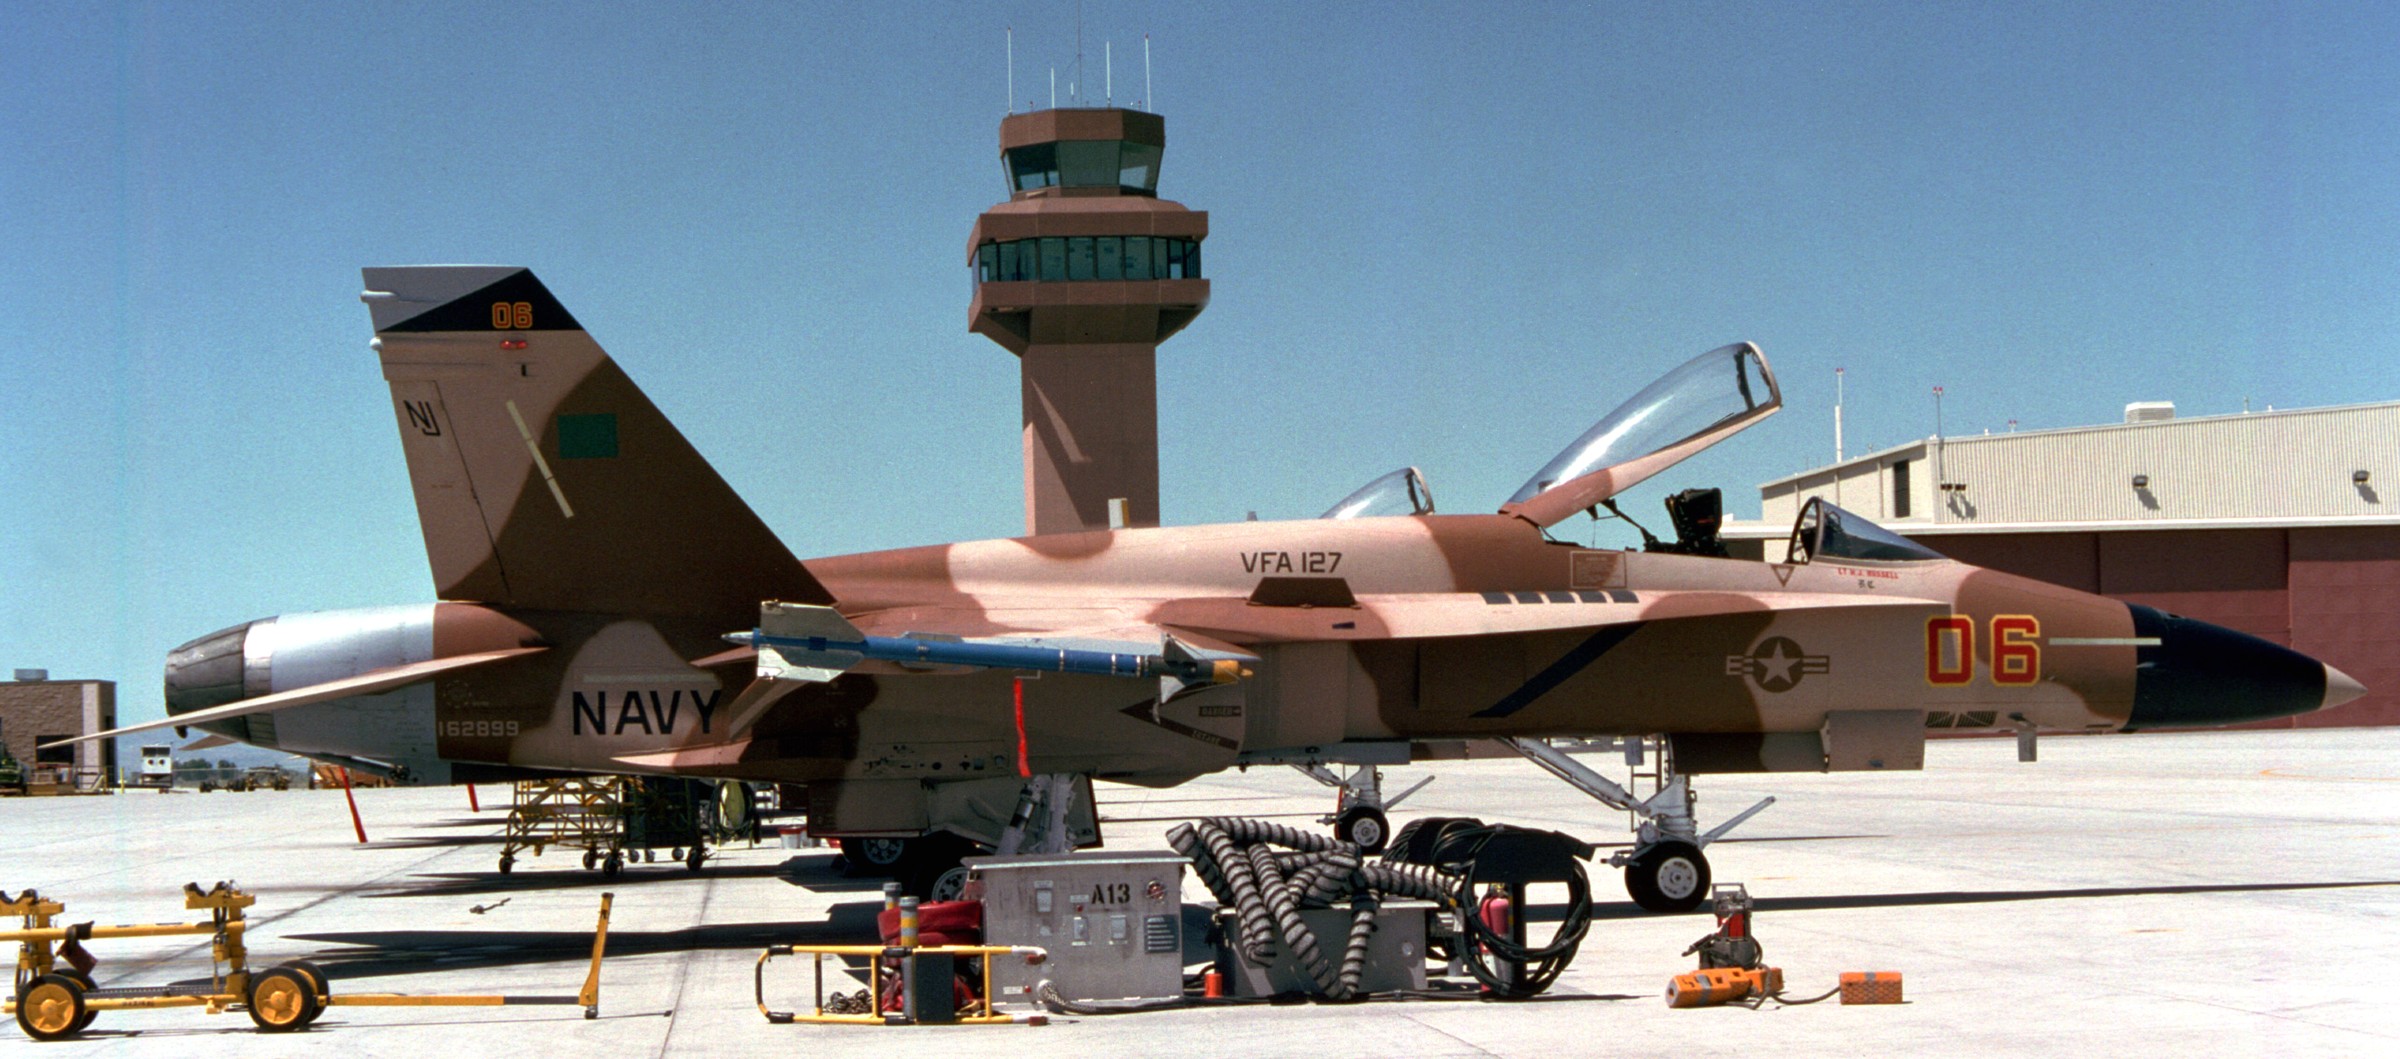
1762,403,2400,527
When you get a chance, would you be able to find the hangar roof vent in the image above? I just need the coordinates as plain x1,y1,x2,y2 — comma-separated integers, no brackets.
2124,401,2176,424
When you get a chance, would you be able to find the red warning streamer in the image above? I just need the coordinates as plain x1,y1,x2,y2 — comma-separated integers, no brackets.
338,766,368,844
1014,676,1031,778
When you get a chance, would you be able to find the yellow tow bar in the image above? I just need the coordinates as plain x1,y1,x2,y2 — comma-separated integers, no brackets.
4,883,613,1040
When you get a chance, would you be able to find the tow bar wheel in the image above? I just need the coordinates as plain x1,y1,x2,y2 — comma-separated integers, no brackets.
246,966,320,1032
15,973,88,1041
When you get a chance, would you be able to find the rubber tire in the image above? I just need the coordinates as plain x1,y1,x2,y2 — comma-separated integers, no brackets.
582,849,599,871
246,966,317,1032
285,959,333,1026
15,973,87,1041
602,852,623,878
1335,806,1391,853
56,970,98,1033
850,836,911,875
498,854,515,874
686,845,706,872
1625,840,1710,913
927,866,971,902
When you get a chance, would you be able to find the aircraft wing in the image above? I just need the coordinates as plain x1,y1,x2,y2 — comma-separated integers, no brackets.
43,647,547,749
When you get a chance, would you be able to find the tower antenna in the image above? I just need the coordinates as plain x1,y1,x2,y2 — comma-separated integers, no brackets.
1075,0,1084,104
1050,66,1056,109
1106,41,1112,105
1006,27,1015,114
1144,34,1152,111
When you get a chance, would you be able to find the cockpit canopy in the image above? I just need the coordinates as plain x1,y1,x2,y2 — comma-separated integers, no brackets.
1785,497,1947,564
1323,467,1437,519
1501,343,1780,528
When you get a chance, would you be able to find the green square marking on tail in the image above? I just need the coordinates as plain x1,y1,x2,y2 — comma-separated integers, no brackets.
556,414,619,459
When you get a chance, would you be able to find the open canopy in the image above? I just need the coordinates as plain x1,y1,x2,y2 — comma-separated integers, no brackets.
1501,343,1779,528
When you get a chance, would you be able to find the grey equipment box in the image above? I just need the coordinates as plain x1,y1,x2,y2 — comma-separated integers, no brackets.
967,851,1187,1005
1217,901,1433,997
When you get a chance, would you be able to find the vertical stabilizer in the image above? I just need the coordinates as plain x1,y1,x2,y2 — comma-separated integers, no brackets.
361,266,831,622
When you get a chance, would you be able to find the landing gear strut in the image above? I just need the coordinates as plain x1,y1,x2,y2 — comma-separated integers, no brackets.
1502,737,1772,913
1291,762,1435,854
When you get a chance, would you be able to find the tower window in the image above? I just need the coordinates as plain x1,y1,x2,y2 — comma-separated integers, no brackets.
1004,140,1164,194
1892,460,1912,518
976,237,1203,284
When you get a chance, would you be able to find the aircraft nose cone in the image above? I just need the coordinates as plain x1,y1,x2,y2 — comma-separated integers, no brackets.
2127,604,2346,728
2324,663,2369,710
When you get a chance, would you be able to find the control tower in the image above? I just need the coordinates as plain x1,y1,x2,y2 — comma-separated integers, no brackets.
969,108,1208,535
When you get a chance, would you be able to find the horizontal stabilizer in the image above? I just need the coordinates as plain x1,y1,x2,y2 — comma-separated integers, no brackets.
44,647,547,749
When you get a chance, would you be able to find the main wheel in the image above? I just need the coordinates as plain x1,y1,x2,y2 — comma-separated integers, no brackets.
498,853,515,874
927,866,970,902
1625,840,1710,913
15,973,87,1041
246,966,318,1032
685,845,706,872
1335,806,1390,853
582,849,599,870
602,852,624,878
849,836,911,875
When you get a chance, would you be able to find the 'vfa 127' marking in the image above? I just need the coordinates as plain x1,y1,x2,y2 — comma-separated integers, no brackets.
571,689,723,736
1241,551,1341,574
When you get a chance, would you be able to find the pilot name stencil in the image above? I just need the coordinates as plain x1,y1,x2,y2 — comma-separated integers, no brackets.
1241,550,1341,574
570,688,723,736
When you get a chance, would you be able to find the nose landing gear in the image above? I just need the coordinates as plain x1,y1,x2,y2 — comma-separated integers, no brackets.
1503,737,1772,913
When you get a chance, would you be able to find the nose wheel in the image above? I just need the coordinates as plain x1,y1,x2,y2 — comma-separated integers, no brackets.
1624,839,1710,912
1334,806,1389,853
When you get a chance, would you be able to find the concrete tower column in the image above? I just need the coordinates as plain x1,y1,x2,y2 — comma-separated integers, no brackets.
968,108,1209,535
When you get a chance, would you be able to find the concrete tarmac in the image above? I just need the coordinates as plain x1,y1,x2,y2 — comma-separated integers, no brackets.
6,728,2398,1057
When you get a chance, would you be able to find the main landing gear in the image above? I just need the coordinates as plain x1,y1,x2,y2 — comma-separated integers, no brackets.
1502,737,1774,913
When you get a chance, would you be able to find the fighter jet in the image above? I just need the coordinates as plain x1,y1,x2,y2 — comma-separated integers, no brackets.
69,266,2366,910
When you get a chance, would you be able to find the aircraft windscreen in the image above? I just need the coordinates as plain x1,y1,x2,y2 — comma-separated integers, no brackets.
1323,467,1436,519
1507,344,1777,506
1787,497,1946,564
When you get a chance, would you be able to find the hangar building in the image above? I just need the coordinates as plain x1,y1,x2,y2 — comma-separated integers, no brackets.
1723,400,2400,727
0,669,118,789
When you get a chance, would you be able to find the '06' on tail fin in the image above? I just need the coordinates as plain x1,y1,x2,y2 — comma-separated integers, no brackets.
361,266,831,623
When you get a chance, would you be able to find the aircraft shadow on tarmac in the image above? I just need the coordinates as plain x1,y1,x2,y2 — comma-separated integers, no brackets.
1563,877,2400,922
363,853,884,900
285,900,889,982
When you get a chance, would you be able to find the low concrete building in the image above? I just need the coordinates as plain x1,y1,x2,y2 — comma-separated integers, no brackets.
0,669,118,788
1725,400,2400,727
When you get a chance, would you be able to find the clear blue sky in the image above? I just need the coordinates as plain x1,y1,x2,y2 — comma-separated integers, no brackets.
7,2,2399,736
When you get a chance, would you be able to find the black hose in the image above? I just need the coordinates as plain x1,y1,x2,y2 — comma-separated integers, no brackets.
1331,898,1379,1001
1439,826,1594,999
1210,817,1337,852
1193,820,1278,963
1166,823,1235,906
1246,843,1333,992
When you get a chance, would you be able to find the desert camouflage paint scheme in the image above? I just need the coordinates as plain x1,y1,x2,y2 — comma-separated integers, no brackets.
115,268,2361,844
